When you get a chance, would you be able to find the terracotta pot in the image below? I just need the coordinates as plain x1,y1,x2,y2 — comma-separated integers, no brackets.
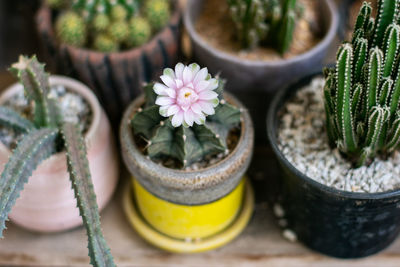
266,73,400,258
120,92,255,252
184,0,338,143
35,3,182,124
0,76,119,233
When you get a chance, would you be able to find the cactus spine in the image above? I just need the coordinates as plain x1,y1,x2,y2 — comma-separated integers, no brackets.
227,0,302,54
0,56,115,267
324,0,400,167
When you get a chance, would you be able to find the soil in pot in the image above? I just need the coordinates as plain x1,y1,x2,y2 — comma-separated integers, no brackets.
195,0,323,61
277,76,400,193
0,84,92,149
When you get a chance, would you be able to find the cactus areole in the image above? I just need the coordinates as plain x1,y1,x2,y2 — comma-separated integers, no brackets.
0,56,115,267
324,0,400,167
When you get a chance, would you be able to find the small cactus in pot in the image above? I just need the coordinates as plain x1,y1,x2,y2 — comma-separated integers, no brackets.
131,63,242,168
0,56,115,267
227,0,303,54
49,0,171,52
323,0,400,167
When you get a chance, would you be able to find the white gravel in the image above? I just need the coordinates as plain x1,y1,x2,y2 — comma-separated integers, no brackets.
277,77,400,193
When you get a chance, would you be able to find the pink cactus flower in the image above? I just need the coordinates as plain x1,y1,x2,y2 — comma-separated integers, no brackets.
154,63,220,127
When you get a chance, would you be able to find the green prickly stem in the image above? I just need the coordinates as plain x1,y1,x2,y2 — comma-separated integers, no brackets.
389,68,400,116
145,0,171,32
353,38,368,83
61,122,115,267
335,44,357,153
386,112,400,151
9,56,61,128
111,4,128,21
365,106,389,151
0,128,58,237
382,24,400,77
126,17,152,47
352,28,365,45
354,1,372,34
0,107,34,133
277,8,295,55
366,47,383,111
372,0,397,48
352,83,363,116
379,77,393,105
55,11,87,47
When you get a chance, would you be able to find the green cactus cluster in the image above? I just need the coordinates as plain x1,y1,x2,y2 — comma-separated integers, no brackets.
131,80,242,168
0,56,115,267
323,0,400,167
49,0,171,52
226,0,303,54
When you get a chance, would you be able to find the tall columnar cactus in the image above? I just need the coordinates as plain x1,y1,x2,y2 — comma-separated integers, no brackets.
49,0,171,52
227,0,302,54
131,63,241,167
0,56,115,267
323,0,400,167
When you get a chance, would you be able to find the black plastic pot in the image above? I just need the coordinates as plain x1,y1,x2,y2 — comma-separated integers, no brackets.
266,73,400,258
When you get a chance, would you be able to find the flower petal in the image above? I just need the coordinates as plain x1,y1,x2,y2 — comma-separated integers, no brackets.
191,103,202,114
156,96,175,106
167,105,180,116
175,79,183,88
198,101,215,115
164,88,176,98
194,112,205,125
195,80,210,93
193,67,208,86
182,66,193,84
154,83,169,96
188,63,200,77
163,68,175,79
159,105,170,117
171,111,184,127
160,75,176,89
198,90,218,100
183,109,195,127
206,78,219,91
174,63,185,80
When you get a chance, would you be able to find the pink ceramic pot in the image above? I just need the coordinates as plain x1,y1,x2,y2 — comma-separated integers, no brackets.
0,76,119,232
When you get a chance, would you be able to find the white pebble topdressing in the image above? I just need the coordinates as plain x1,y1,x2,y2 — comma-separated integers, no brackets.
278,77,400,193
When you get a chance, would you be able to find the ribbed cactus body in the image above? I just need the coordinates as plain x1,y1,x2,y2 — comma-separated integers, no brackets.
227,0,302,54
324,0,400,167
127,17,152,47
55,11,87,47
131,81,241,168
145,0,171,31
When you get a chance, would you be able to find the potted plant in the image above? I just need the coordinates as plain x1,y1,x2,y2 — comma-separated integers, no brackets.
36,0,181,124
0,56,118,266
267,0,400,258
184,0,338,140
120,63,255,253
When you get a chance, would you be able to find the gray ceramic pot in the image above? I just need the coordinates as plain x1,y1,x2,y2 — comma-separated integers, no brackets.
184,0,338,142
184,0,338,93
120,92,254,205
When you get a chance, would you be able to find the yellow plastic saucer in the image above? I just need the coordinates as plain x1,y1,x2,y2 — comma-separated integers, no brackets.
123,178,254,253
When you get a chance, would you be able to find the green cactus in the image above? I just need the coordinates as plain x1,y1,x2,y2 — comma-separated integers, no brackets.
108,20,130,42
111,4,128,21
144,0,171,31
46,0,67,9
227,0,302,54
127,17,152,47
92,13,110,32
55,11,87,47
323,0,400,167
131,79,241,168
93,33,119,52
0,56,115,267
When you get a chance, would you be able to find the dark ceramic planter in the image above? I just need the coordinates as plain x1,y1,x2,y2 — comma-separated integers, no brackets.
184,0,338,143
35,3,182,125
266,73,400,258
